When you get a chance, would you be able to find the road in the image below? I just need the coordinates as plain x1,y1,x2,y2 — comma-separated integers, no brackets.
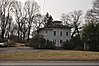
0,47,99,66
0,47,46,53
0,61,99,66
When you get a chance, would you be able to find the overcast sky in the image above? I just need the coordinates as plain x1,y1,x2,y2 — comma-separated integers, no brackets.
18,0,93,20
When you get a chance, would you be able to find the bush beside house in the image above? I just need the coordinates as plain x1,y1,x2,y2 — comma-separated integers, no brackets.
30,35,55,49
62,36,84,50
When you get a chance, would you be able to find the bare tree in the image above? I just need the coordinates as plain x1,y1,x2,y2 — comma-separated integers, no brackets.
12,1,27,41
0,0,14,39
86,0,99,24
33,14,44,30
61,10,83,37
12,1,21,41
5,16,12,39
21,17,28,41
24,0,40,41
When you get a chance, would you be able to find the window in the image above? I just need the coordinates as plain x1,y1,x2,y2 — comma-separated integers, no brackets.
66,40,68,42
53,40,56,44
60,40,63,44
45,30,47,34
60,31,62,36
66,32,68,36
54,31,56,36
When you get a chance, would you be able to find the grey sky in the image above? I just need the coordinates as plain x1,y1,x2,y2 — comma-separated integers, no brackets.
19,0,93,20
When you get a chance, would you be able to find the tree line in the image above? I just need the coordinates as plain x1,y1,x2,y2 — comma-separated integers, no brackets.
0,0,54,43
0,0,42,43
0,0,99,51
61,0,99,51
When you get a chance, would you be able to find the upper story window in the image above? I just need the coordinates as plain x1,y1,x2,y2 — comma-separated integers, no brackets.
66,32,68,36
54,31,56,36
60,31,62,36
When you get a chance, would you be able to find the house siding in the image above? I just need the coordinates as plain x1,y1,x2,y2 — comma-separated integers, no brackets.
38,28,71,47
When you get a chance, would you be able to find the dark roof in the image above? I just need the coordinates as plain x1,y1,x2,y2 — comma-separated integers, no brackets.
46,25,71,29
53,21,62,23
37,25,71,32
37,20,72,32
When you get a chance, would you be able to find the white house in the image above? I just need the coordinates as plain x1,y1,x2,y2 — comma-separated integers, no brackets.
37,21,71,47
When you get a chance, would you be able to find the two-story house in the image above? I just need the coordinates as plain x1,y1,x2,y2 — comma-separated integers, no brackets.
37,21,71,47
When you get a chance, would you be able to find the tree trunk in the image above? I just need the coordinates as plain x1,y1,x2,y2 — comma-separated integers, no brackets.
27,27,31,41
2,29,5,39
17,31,20,41
23,32,25,42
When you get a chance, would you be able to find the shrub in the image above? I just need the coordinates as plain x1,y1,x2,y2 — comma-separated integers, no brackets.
63,36,84,50
45,40,55,49
0,38,7,43
63,40,74,50
30,35,55,49
7,40,16,47
71,36,83,50
30,35,46,49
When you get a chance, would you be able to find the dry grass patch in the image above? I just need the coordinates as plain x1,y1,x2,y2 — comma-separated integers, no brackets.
0,50,99,61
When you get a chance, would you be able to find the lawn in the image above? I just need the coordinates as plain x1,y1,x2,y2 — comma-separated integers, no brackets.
0,50,99,61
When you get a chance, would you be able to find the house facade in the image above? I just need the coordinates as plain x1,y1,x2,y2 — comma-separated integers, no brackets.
37,21,71,47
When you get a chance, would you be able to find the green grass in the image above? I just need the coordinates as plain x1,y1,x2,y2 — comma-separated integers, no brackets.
0,50,99,61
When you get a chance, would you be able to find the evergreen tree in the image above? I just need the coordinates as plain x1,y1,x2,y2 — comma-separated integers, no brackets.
81,23,99,51
43,12,53,27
